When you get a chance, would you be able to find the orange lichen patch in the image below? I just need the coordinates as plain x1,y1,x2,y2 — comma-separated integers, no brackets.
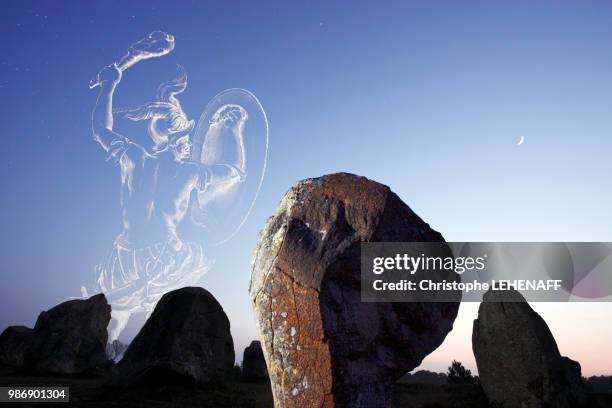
315,173,389,214
263,269,333,407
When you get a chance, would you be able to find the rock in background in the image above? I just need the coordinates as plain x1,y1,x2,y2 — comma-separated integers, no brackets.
242,340,268,381
0,326,33,369
249,173,460,408
24,294,111,375
473,289,587,408
106,340,128,362
113,287,234,387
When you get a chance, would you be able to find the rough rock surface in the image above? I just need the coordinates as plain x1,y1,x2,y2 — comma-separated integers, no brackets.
113,287,234,386
249,173,460,407
0,326,34,369
24,294,111,375
473,289,587,408
242,340,268,380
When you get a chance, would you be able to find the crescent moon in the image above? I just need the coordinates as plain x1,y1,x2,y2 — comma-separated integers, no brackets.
517,136,525,146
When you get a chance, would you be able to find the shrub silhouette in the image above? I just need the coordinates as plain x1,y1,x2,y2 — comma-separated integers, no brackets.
447,360,478,385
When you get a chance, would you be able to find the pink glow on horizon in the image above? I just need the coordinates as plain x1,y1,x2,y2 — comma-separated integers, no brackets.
418,302,612,377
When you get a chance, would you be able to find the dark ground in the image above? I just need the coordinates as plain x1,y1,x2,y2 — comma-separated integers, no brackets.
1,369,611,408
391,383,489,408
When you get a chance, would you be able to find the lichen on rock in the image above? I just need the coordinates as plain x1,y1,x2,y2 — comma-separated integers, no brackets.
250,173,460,407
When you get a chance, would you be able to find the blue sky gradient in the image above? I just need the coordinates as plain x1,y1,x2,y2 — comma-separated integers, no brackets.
1,1,611,374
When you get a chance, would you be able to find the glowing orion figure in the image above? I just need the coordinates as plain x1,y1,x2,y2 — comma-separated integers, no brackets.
87,31,268,343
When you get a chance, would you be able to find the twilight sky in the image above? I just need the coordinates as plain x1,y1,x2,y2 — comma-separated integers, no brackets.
1,1,611,376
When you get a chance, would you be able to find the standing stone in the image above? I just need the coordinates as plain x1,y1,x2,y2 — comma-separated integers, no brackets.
0,326,33,369
113,287,234,386
24,294,111,375
106,340,128,362
473,289,587,408
249,173,460,408
242,340,268,381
